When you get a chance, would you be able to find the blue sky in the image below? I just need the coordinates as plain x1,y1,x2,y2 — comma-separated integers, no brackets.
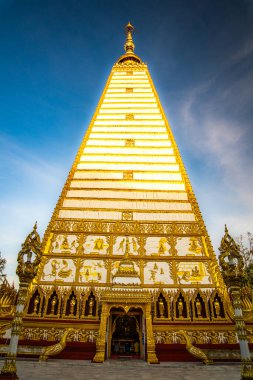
1,0,253,284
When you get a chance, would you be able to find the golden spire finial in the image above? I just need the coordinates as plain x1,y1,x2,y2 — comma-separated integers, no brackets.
124,22,135,54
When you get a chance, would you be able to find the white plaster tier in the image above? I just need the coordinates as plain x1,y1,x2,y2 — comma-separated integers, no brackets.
58,209,194,222
110,78,148,82
62,199,192,211
100,103,157,108
73,171,181,181
106,88,153,93
76,163,179,171
93,120,165,126
66,189,188,200
112,71,147,76
133,212,195,222
98,108,159,113
79,155,175,163
70,180,185,191
82,147,173,155
86,140,171,147
96,114,162,119
91,126,167,132
107,84,151,88
104,93,155,98
88,133,168,139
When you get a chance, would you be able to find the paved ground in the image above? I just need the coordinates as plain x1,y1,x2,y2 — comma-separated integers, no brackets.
0,359,242,380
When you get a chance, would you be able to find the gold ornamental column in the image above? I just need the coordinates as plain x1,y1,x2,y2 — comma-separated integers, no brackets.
0,224,42,380
219,226,253,380
93,303,109,363
145,303,158,364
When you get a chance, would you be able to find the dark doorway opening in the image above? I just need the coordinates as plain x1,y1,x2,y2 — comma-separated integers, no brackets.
109,308,143,359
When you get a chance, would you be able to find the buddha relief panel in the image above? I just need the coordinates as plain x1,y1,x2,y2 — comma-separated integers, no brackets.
144,262,173,285
177,262,210,284
145,237,170,256
113,236,139,256
41,258,76,282
176,237,203,256
79,259,106,283
83,235,109,255
51,234,78,254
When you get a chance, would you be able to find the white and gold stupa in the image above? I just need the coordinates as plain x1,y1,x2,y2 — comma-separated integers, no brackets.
22,23,234,363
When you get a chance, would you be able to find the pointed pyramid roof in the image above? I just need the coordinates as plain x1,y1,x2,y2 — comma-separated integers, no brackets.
38,23,223,291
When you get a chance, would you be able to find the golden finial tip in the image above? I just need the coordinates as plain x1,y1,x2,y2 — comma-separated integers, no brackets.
124,22,135,54
125,21,134,31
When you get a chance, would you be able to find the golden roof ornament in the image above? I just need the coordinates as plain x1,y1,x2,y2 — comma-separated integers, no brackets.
117,22,141,64
124,22,135,54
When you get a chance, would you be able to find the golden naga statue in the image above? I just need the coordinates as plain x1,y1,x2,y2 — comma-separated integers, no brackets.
177,330,212,364
16,222,42,283
219,225,244,287
39,328,74,361
219,225,253,321
0,278,17,317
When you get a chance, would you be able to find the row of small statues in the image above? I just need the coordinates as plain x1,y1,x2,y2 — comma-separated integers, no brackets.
30,293,222,320
32,294,95,317
157,296,222,318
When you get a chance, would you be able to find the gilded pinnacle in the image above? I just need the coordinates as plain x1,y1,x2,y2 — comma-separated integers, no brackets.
124,22,135,54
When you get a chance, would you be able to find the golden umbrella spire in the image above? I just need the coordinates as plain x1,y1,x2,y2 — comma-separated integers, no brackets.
124,22,135,54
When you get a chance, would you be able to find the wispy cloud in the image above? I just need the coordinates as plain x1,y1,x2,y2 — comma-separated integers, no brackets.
176,66,253,252
0,134,63,188
0,135,66,284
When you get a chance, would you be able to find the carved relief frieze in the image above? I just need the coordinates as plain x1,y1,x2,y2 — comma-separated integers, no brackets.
52,220,202,236
79,259,107,284
83,235,109,255
22,327,98,342
143,262,173,285
40,258,76,282
113,236,139,256
176,236,203,257
51,234,78,254
153,330,237,345
177,261,210,285
145,237,170,256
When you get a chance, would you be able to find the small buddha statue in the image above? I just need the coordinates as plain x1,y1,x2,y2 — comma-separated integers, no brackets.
33,295,40,314
158,297,165,318
61,236,69,250
88,296,94,316
51,296,57,315
195,297,202,317
70,296,76,315
214,298,221,317
178,297,183,318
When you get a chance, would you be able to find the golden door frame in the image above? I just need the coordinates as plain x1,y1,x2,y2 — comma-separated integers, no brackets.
92,291,158,364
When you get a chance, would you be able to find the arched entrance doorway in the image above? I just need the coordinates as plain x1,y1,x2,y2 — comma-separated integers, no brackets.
108,307,143,359
92,291,158,364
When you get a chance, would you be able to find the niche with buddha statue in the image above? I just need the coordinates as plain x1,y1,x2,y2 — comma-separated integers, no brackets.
46,290,60,317
173,291,190,321
210,291,225,320
26,288,44,317
84,291,97,318
191,291,208,321
155,292,170,320
64,290,78,318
